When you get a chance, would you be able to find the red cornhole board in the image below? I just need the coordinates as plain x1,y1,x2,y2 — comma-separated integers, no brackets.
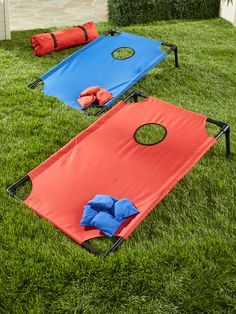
7,91,230,256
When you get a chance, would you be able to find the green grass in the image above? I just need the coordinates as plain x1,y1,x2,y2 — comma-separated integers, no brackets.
134,124,167,145
0,19,236,313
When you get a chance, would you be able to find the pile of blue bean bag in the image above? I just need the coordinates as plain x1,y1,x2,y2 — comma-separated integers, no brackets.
80,195,139,237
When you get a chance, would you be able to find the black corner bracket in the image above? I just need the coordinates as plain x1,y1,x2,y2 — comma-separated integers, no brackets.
7,175,31,201
81,237,125,257
103,29,121,36
83,106,108,117
207,117,230,158
28,78,42,89
122,89,147,103
161,42,179,67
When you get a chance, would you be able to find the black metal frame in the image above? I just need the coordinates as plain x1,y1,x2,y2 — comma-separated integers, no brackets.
7,90,230,256
28,77,42,89
81,237,125,257
27,29,179,116
7,175,30,201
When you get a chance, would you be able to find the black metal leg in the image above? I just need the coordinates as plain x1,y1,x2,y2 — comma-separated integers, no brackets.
133,94,138,103
161,42,179,68
103,237,125,256
225,127,230,158
174,46,179,68
207,118,230,158
81,241,101,256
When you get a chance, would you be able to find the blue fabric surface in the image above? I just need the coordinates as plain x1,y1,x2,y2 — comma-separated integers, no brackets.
40,32,168,110
88,194,117,210
80,194,139,237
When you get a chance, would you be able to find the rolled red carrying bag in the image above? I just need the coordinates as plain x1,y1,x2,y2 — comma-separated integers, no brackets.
30,21,99,56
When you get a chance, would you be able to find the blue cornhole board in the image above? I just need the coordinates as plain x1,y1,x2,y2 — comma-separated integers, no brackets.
29,30,178,113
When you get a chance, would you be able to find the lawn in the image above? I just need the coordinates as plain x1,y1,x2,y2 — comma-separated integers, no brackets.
0,19,236,313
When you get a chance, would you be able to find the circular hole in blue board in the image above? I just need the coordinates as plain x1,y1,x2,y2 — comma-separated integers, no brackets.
112,47,135,60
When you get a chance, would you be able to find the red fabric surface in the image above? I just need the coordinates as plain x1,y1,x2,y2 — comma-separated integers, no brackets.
24,97,216,244
30,21,99,56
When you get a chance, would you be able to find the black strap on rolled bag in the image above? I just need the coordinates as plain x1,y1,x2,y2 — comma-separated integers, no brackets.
77,26,88,41
49,32,57,48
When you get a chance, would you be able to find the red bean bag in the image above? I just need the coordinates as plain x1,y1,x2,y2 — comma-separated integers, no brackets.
77,95,96,109
96,89,113,106
77,86,114,109
80,86,100,97
30,21,99,56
